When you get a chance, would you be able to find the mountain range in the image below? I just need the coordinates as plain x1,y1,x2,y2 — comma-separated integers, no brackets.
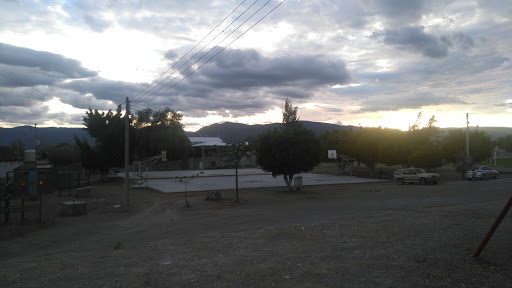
1,122,511,148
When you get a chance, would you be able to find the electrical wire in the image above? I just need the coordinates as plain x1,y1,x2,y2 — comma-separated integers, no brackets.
130,0,251,105
138,0,267,104
0,71,52,97
144,0,286,104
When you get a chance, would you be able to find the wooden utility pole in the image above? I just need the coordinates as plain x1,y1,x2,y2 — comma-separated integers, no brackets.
124,97,130,209
466,113,469,158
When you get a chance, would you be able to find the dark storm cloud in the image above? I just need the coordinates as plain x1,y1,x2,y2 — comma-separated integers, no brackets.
0,43,97,81
59,77,146,108
0,86,51,106
143,48,351,116
0,64,61,88
0,104,50,126
375,26,452,58
197,48,350,89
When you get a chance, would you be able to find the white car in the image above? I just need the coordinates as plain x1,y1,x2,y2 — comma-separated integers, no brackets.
466,166,499,180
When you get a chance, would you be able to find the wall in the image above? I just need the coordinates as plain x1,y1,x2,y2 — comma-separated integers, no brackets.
0,161,23,179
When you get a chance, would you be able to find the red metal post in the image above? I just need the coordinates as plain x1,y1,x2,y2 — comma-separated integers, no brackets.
473,194,512,257
39,180,42,223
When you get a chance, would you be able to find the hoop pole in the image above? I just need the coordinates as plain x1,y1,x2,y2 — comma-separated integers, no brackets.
473,194,512,257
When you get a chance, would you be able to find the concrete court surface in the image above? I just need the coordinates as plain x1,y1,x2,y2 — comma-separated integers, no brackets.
125,168,385,193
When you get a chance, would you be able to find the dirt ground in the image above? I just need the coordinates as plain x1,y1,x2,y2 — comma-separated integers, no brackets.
1,169,511,288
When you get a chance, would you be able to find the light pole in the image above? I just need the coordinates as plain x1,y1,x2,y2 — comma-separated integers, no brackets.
494,146,498,166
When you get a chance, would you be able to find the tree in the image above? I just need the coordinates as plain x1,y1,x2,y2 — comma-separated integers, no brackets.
406,118,444,170
224,139,254,202
82,106,126,169
48,143,81,167
495,134,512,152
442,129,493,177
132,107,191,161
282,97,299,125
78,106,191,179
349,127,384,176
255,99,321,191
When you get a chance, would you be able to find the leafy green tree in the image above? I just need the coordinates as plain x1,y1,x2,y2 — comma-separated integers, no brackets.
256,100,321,191
406,119,444,169
495,134,512,152
442,129,493,177
47,142,81,167
349,127,384,176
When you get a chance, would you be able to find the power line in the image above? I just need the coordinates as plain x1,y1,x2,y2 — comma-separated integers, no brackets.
131,0,251,105
0,71,52,97
137,0,264,104
144,0,286,105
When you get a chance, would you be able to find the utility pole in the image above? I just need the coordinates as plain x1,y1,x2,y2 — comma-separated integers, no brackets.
466,113,469,158
124,97,130,209
34,123,37,151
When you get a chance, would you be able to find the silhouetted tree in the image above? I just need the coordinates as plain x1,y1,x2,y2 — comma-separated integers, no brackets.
256,100,321,191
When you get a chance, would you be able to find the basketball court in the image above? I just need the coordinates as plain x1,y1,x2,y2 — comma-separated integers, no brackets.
123,168,385,193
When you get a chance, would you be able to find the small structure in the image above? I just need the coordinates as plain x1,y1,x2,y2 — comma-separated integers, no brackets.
60,200,87,216
189,137,227,170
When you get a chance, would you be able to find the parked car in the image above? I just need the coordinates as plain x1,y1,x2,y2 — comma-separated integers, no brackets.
466,166,499,180
393,168,440,185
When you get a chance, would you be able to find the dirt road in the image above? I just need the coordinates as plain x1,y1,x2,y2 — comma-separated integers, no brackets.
1,172,511,287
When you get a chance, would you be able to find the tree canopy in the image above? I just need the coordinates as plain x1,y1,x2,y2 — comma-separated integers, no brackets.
78,106,190,176
132,108,191,160
256,99,321,190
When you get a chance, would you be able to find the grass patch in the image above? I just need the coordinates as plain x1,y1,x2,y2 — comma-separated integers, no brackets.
496,158,512,167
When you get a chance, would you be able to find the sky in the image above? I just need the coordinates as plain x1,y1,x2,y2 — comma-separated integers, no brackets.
0,0,510,131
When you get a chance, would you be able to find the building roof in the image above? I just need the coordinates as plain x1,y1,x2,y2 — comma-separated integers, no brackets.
188,137,226,147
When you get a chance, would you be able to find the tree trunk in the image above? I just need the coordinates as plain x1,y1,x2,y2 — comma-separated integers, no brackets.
283,174,294,191
235,166,240,203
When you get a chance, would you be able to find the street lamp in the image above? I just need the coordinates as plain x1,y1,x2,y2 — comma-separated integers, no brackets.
494,146,499,166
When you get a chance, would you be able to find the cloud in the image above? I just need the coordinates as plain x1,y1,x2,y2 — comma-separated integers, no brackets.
361,0,425,23
164,50,179,61
0,43,97,81
374,26,452,58
59,77,145,108
197,48,351,89
358,92,467,112
135,48,351,117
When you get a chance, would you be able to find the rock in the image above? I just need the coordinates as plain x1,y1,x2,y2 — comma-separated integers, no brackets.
60,200,87,216
205,191,222,201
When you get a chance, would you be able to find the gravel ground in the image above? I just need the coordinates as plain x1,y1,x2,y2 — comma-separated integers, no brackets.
0,171,511,287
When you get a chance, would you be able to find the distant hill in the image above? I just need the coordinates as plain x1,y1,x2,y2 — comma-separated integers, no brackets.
187,121,356,143
188,122,512,144
0,126,92,148
1,124,510,149
443,127,512,139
